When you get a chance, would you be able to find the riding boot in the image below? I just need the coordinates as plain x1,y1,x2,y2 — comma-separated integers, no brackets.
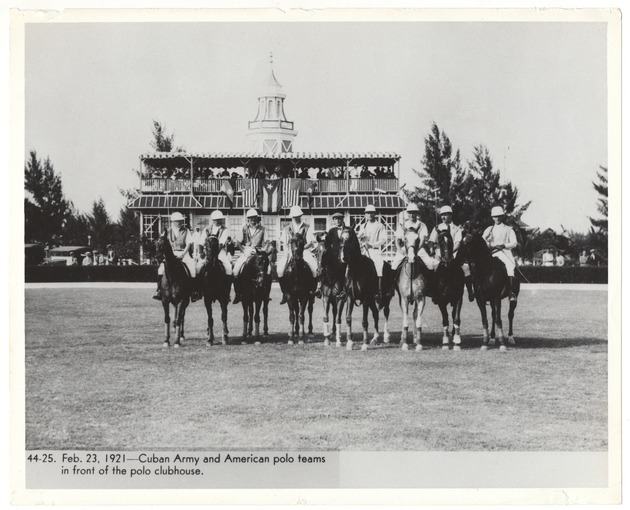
152,275,162,300
509,276,517,301
465,275,475,302
232,277,242,304
313,278,322,299
279,278,289,305
190,275,202,302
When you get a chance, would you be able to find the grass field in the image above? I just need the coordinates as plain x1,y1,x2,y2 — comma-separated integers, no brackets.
24,285,608,451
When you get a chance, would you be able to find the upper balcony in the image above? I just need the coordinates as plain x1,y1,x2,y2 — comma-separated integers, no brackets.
140,177,400,194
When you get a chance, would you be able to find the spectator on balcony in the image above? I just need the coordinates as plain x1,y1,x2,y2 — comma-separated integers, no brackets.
220,168,230,178
319,167,331,179
231,171,240,180
360,166,372,178
331,167,343,179
350,165,361,179
298,167,309,179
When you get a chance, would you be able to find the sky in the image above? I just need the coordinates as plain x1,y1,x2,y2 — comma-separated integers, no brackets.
24,19,608,233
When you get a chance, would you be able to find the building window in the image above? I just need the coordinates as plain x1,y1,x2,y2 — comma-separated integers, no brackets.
143,214,171,241
264,139,278,153
281,140,293,152
262,216,279,249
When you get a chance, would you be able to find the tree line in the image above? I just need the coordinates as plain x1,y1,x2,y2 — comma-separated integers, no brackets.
24,121,608,264
405,122,608,263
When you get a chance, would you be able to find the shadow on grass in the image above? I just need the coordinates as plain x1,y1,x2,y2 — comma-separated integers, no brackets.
204,332,607,350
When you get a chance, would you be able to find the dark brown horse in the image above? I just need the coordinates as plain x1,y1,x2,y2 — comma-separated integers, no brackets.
457,231,520,351
434,228,465,350
339,227,395,350
154,230,192,348
201,235,232,346
237,242,273,344
316,232,347,346
280,233,317,344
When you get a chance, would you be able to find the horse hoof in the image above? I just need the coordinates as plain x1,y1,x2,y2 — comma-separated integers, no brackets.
335,341,342,348
254,341,261,346
346,341,353,351
288,340,294,346
173,343,180,349
361,344,368,351
453,335,462,345
401,343,409,351
241,341,247,345
298,340,305,346
508,336,516,345
383,334,391,344
453,345,461,351
162,341,170,348
369,336,378,346
499,345,508,352
442,345,450,351
323,338,330,346
415,344,423,352
205,341,212,347
480,345,488,351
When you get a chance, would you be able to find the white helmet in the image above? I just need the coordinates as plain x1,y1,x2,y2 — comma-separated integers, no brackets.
210,210,225,221
246,208,259,218
170,212,185,222
491,206,505,217
289,205,304,218
439,205,453,215
365,204,376,213
406,203,420,213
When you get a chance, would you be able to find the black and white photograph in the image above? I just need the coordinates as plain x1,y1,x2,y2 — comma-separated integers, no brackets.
10,5,621,505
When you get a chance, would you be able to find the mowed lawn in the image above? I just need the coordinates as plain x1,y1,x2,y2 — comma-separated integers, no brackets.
24,286,608,451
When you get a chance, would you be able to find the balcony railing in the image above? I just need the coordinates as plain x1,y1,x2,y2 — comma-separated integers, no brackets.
140,177,399,194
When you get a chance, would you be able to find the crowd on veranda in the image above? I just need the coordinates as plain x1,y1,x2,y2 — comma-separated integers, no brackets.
146,164,396,181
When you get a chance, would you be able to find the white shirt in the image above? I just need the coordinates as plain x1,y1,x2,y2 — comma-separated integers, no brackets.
396,219,428,246
482,223,518,251
429,222,462,252
357,220,387,250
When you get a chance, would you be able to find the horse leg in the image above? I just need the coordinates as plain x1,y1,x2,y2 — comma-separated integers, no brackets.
162,300,171,347
288,305,295,345
307,296,314,336
173,303,181,347
361,302,369,349
401,299,410,350
383,303,391,344
174,302,186,347
253,299,262,345
336,299,343,347
439,302,450,350
495,298,507,351
241,301,249,344
221,298,229,345
477,297,490,351
414,298,426,351
323,297,331,346
508,300,517,345
205,296,214,347
452,298,463,350
248,301,254,337
262,296,269,338
298,300,306,345
369,300,380,346
346,299,354,350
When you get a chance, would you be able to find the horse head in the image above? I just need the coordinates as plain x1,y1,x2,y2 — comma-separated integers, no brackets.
154,230,170,263
458,228,489,264
290,232,306,261
437,227,454,265
205,234,221,265
339,227,361,265
251,249,270,288
404,227,421,261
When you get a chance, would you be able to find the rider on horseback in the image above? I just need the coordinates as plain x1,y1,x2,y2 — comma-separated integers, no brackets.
483,206,518,301
277,205,319,305
201,210,234,294
355,204,389,303
153,211,203,302
391,203,436,290
428,205,475,302
232,208,266,305
313,210,346,300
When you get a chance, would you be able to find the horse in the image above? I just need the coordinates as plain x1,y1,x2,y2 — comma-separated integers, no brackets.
339,227,394,350
316,232,347,347
201,235,232,346
434,228,465,350
154,230,193,348
395,229,427,350
457,231,520,351
280,232,317,344
237,242,273,344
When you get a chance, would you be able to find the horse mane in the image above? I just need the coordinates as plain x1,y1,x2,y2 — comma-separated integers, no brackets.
341,227,362,265
204,234,221,268
437,228,454,265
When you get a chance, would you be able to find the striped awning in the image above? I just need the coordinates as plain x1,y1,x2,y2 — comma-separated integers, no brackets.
300,195,406,210
128,195,204,209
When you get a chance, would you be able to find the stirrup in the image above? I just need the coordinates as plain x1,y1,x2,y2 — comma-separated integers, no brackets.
313,288,322,299
279,293,288,305
233,293,242,304
152,290,162,300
